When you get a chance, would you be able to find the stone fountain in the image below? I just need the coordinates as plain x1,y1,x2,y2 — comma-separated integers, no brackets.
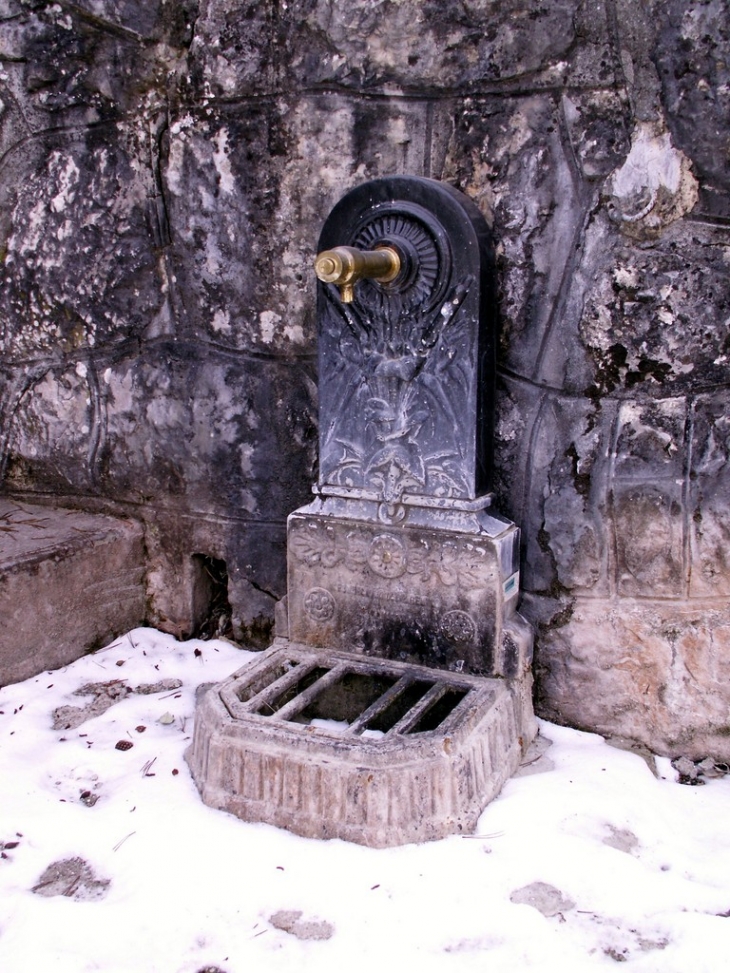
187,176,536,847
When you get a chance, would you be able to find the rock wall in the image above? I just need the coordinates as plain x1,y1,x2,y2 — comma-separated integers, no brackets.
1,0,728,756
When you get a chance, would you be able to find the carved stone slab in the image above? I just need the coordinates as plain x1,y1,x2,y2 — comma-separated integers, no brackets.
287,498,525,677
316,176,494,505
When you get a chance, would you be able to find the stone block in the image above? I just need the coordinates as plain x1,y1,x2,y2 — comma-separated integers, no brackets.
536,596,730,760
0,500,146,686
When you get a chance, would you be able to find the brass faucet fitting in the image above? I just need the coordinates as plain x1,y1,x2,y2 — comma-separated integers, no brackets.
314,245,401,303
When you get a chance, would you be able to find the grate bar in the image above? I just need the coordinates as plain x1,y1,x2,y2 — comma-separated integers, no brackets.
272,664,347,722
346,675,415,735
245,661,326,715
386,682,450,736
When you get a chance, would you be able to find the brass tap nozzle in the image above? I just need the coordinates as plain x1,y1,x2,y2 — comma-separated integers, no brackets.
314,245,401,303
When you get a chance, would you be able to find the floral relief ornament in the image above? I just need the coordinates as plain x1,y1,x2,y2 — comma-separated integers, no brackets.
290,521,489,590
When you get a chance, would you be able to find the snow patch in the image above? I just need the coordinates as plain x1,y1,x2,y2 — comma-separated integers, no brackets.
0,631,728,972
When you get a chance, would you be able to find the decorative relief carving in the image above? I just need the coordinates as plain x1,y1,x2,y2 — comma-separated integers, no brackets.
367,535,407,578
378,502,406,525
303,587,336,621
289,523,342,568
405,539,488,589
316,178,492,507
440,610,477,645
320,264,474,504
289,519,492,590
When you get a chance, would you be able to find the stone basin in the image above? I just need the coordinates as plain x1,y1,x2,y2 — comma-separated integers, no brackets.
186,638,533,847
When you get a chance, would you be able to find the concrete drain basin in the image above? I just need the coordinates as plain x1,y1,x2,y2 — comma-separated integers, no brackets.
187,639,527,847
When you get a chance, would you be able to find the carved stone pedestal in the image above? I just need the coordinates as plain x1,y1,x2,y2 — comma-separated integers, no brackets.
287,496,531,679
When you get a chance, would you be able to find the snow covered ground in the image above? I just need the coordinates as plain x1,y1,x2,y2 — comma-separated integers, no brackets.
1,627,728,973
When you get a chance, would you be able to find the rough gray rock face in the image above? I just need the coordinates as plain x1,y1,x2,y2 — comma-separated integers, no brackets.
1,1,728,757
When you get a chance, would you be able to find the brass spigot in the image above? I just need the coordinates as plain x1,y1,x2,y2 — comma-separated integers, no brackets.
314,245,401,303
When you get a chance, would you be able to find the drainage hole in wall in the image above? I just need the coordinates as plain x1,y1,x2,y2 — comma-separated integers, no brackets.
191,554,233,640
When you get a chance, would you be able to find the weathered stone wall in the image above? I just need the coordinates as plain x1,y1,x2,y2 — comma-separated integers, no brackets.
1,0,728,757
